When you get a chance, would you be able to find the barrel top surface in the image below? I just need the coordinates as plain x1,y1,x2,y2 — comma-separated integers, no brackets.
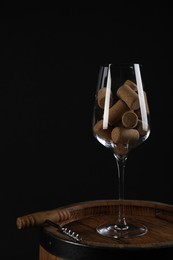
39,199,173,250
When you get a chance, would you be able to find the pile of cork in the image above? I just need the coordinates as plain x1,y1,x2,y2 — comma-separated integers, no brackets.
93,80,149,155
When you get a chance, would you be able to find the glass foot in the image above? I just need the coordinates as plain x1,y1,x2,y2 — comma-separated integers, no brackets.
96,222,148,238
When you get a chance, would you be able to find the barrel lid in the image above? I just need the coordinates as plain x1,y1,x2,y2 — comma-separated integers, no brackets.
39,199,173,259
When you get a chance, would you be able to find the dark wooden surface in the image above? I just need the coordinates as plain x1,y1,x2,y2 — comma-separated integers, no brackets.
17,199,173,259
39,246,62,260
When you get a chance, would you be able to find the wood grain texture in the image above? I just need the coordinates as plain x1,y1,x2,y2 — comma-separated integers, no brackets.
17,200,173,259
39,246,62,260
38,199,173,249
16,207,71,229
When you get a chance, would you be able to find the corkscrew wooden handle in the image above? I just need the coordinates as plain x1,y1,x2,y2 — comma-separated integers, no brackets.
16,208,71,229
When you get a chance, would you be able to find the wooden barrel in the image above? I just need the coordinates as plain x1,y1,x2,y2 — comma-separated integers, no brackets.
16,200,173,259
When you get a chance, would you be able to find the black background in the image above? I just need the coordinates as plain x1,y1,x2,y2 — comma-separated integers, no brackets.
0,3,173,260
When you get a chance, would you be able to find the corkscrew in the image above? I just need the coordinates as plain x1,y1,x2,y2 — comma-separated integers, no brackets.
45,219,82,242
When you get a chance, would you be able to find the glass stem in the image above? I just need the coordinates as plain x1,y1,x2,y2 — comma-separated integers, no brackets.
115,155,128,229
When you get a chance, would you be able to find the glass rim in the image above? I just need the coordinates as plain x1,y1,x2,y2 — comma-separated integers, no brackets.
100,62,143,67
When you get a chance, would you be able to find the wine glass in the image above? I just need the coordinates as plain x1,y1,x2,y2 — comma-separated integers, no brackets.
92,63,150,238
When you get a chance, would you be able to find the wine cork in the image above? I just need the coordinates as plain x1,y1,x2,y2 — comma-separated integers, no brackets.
134,91,150,119
124,80,138,91
144,91,150,114
111,126,140,145
117,84,140,110
113,143,129,155
122,110,138,128
134,108,141,119
136,120,149,136
97,87,114,109
93,120,113,141
108,99,129,126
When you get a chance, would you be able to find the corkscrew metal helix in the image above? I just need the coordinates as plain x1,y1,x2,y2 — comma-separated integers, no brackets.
45,219,82,242
16,207,83,243
62,226,82,242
